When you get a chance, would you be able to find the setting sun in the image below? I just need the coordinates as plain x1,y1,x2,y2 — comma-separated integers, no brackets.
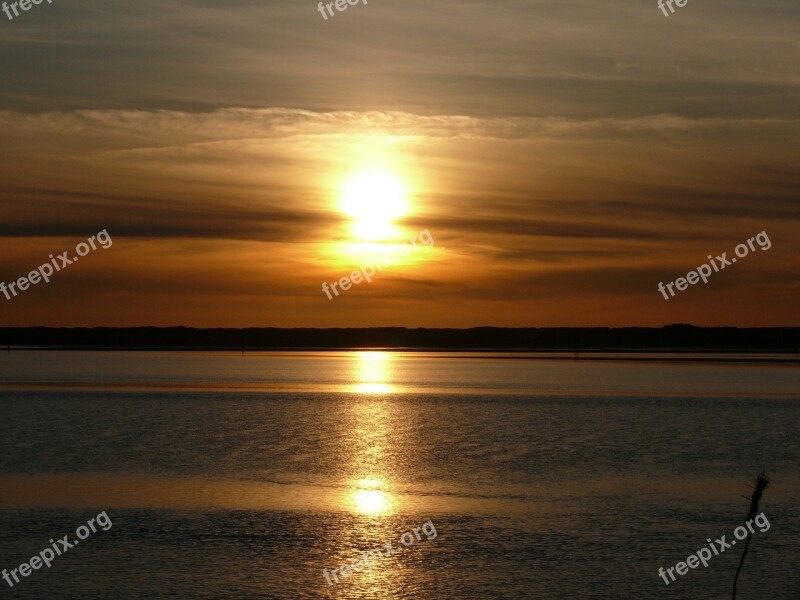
341,172,409,241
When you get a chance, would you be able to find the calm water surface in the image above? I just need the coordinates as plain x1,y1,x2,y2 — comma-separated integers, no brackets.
0,351,799,599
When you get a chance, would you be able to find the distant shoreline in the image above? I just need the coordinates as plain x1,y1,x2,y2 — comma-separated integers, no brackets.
1,325,799,354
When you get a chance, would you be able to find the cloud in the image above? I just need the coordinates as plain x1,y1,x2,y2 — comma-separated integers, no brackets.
0,108,798,245
1,0,798,117
0,104,797,327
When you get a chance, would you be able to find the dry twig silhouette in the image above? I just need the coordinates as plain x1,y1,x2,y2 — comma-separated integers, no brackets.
732,471,769,600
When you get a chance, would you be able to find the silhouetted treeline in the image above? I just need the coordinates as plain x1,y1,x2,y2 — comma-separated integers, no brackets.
0,324,798,351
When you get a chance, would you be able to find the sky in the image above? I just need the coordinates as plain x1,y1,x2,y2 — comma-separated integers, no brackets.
0,0,798,327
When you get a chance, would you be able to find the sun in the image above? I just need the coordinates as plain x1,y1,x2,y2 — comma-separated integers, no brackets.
341,172,408,241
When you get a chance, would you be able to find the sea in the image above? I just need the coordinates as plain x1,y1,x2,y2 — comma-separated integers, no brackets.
0,350,799,599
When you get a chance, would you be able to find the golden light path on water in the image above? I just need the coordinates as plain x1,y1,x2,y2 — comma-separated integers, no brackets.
349,351,396,395
351,478,392,516
345,352,396,520
338,352,404,597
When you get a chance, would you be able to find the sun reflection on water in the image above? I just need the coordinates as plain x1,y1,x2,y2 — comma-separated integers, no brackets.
349,351,397,394
352,488,389,515
335,353,415,596
343,355,399,515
